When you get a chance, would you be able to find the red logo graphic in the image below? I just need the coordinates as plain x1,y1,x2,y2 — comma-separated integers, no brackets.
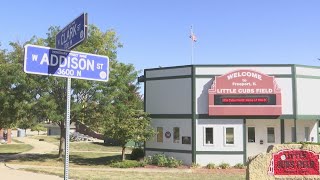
268,149,320,175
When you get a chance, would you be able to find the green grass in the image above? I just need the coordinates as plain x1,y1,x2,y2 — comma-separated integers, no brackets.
5,152,127,167
0,144,33,154
11,139,24,144
22,168,245,180
30,136,60,145
70,142,131,152
30,135,131,152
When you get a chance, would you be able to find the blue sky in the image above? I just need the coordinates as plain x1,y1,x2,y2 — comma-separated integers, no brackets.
2,0,320,74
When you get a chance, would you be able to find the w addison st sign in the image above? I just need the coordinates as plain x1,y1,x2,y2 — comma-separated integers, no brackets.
208,69,282,116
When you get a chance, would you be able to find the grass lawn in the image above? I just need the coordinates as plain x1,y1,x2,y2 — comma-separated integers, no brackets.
0,144,33,154
30,135,130,152
30,136,60,145
70,142,131,152
23,168,245,180
5,152,127,167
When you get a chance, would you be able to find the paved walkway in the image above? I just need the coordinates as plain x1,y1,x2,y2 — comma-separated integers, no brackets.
0,162,63,180
0,136,62,179
16,136,59,154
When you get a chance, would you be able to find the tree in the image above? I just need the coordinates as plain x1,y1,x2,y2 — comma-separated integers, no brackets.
31,123,46,135
103,62,155,161
0,41,38,130
20,25,124,158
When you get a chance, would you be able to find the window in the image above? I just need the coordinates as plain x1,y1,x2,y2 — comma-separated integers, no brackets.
248,127,255,143
291,127,296,142
305,127,310,142
205,127,214,145
267,127,275,143
157,127,163,143
225,127,234,145
173,127,180,143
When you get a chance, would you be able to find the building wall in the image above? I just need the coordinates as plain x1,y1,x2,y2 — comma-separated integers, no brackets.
145,118,192,165
296,66,320,77
296,78,320,115
195,66,292,75
195,119,244,166
146,119,192,150
196,119,243,151
146,67,191,78
246,119,281,158
145,78,192,114
284,120,318,143
196,154,243,166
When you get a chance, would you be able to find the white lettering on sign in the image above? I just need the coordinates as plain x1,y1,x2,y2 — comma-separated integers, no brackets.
216,88,273,94
227,71,262,81
60,23,78,46
32,54,38,61
37,53,95,71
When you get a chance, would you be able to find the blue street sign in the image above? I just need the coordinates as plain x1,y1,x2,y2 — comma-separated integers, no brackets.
56,13,88,50
24,44,109,81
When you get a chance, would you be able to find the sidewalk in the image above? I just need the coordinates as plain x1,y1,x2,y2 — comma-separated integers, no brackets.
16,136,59,154
0,162,63,180
0,136,63,179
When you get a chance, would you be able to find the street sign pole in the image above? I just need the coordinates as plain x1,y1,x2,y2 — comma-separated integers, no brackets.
56,12,88,180
64,77,71,180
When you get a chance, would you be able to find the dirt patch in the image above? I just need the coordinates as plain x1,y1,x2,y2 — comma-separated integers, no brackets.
192,168,245,175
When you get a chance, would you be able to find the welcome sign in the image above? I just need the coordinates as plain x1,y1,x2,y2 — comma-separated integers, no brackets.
208,69,282,116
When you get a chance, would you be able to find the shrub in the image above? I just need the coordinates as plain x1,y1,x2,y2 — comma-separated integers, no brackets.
146,154,183,168
152,153,168,167
206,163,216,169
144,155,153,164
110,160,146,168
234,163,245,169
218,162,230,169
166,157,183,168
191,162,200,168
130,148,144,160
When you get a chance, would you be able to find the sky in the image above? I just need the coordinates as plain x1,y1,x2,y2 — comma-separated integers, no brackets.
2,0,320,74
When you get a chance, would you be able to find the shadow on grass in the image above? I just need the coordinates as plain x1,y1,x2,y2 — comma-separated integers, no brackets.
2,153,130,166
70,154,123,166
3,153,60,162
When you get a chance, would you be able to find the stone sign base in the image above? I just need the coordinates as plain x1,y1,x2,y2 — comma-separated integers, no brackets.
247,144,320,180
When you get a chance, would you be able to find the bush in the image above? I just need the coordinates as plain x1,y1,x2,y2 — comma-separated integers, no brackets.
218,162,230,169
152,153,168,167
166,157,183,168
144,155,153,164
234,163,245,169
146,154,183,168
110,160,146,168
206,163,216,169
130,148,144,160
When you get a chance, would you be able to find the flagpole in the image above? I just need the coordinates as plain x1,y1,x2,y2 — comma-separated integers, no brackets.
191,25,194,64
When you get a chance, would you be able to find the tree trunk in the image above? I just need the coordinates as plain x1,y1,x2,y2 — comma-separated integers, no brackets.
58,125,65,158
121,146,126,161
25,129,27,136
